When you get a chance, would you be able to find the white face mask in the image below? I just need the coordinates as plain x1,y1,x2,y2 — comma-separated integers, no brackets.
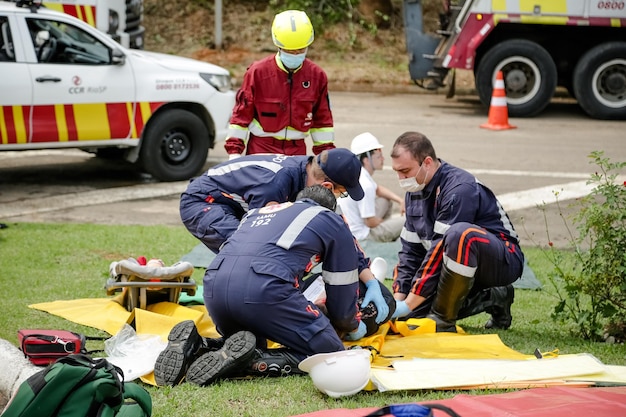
398,164,428,192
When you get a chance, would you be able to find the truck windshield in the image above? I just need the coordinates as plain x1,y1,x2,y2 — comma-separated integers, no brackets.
27,17,111,65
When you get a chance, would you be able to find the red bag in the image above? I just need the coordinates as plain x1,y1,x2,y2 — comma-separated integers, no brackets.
18,329,92,366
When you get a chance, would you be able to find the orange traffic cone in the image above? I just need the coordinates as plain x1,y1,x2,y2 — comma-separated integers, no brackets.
480,71,516,130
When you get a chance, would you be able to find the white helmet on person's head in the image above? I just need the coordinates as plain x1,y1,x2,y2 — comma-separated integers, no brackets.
272,10,314,50
298,349,371,398
351,132,384,156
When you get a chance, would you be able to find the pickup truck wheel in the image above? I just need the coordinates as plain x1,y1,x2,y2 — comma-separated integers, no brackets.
573,42,626,120
476,39,557,117
139,109,210,181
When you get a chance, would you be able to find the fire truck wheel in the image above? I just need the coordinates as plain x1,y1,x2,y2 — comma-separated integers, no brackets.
139,109,210,182
573,42,626,120
475,39,557,117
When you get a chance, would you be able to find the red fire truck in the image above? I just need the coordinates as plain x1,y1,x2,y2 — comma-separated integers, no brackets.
404,0,626,119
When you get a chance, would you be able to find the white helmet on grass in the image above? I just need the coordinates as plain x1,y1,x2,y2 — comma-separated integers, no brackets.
298,349,371,398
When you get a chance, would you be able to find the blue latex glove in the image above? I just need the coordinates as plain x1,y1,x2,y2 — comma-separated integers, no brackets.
344,321,367,341
361,279,389,324
391,300,411,319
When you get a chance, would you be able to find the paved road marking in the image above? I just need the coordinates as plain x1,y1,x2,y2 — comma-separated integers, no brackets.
3,151,622,219
0,182,188,218
1,177,610,220
497,180,593,212
381,165,590,179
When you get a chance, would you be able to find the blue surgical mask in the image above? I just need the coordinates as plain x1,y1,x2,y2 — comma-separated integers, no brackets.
279,50,306,69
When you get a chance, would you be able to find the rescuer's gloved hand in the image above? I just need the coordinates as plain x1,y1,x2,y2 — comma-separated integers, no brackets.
344,321,367,341
391,300,411,320
362,279,388,324
228,153,241,161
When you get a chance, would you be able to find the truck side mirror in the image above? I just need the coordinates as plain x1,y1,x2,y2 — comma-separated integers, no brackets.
111,48,125,65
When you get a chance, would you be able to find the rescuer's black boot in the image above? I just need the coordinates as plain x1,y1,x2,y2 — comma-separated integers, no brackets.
186,331,257,386
426,265,474,333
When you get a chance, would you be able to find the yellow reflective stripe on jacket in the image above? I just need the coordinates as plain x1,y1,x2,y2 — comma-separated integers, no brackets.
227,124,248,140
310,128,334,146
248,119,308,140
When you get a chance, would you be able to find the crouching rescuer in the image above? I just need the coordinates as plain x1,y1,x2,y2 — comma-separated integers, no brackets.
389,131,524,332
155,186,394,386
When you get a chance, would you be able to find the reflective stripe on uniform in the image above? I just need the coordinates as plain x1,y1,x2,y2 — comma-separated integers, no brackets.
276,205,327,249
443,254,477,277
400,227,433,250
227,124,248,140
400,227,421,243
434,220,450,236
231,121,334,144
207,160,284,177
204,159,286,214
323,269,359,286
310,128,334,146
248,119,308,140
497,200,519,240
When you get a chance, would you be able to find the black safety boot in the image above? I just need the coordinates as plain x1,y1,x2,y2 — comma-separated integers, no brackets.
185,331,257,386
457,285,515,330
248,348,305,377
200,335,226,352
484,285,515,329
154,320,203,386
426,264,474,333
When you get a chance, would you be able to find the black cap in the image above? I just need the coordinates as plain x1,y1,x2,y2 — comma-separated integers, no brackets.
317,148,364,201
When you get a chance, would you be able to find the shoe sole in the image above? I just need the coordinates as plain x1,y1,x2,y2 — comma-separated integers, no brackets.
186,331,256,386
154,320,201,386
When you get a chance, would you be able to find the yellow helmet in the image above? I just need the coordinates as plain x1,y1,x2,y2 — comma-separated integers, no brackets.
271,10,314,50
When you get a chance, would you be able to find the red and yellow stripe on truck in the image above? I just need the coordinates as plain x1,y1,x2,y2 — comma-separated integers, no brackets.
43,2,97,28
0,102,164,145
446,1,626,70
492,0,569,14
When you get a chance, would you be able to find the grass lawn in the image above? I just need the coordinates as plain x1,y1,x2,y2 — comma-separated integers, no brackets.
1,223,624,417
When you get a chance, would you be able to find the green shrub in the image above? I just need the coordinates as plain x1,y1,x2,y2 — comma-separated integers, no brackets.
539,151,626,341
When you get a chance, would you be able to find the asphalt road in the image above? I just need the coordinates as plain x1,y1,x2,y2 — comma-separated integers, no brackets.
1,91,625,249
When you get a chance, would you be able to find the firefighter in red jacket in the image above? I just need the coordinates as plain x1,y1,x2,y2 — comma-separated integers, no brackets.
224,10,335,159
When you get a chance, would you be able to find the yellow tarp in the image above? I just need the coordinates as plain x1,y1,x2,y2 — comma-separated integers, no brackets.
345,318,532,368
29,299,221,340
29,299,626,390
371,354,607,391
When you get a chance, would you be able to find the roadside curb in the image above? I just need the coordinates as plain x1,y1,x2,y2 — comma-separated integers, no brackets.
329,81,477,96
0,339,40,406
328,81,572,98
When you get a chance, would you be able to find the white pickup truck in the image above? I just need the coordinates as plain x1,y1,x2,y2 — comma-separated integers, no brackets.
0,1,235,181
